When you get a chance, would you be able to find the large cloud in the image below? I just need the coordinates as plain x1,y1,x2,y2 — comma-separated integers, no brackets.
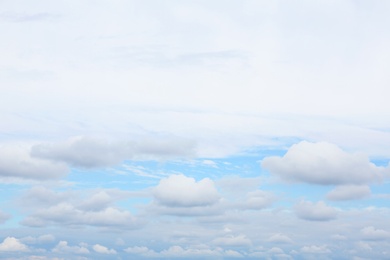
294,200,338,221
0,144,68,181
262,141,384,185
31,136,196,168
153,174,220,207
0,237,29,252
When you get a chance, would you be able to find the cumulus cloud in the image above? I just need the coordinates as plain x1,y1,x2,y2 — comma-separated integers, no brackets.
153,174,220,207
294,200,338,221
262,141,384,185
52,241,89,254
31,136,196,168
0,237,29,252
0,144,68,180
92,244,116,254
361,226,390,241
326,185,371,201
19,187,139,229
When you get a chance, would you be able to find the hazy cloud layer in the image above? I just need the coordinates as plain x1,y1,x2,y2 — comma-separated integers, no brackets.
31,136,196,168
262,141,384,185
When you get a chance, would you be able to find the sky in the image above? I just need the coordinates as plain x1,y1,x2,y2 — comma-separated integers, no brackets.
1,0,390,259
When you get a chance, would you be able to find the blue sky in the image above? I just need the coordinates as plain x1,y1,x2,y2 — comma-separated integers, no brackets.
1,0,390,259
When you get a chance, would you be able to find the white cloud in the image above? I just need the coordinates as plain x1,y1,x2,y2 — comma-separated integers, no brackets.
294,200,338,221
52,241,89,254
262,141,384,185
19,188,139,229
22,203,138,228
326,185,371,201
0,144,68,180
300,245,331,254
0,237,29,252
31,136,196,168
202,159,218,168
93,244,116,254
361,226,390,241
153,174,220,207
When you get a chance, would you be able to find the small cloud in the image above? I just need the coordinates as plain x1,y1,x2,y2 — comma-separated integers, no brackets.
153,174,220,207
93,244,116,254
326,185,370,201
361,226,390,241
0,237,29,252
52,241,89,254
294,200,338,221
202,159,218,168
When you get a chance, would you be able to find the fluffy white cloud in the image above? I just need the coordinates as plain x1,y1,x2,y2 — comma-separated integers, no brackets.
262,141,384,185
0,144,68,180
92,244,116,254
31,136,196,168
153,174,220,207
0,237,29,252
294,200,338,221
326,185,371,201
361,226,390,241
52,241,89,254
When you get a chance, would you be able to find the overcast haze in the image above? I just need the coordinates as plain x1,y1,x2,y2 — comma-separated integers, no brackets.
1,0,390,259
